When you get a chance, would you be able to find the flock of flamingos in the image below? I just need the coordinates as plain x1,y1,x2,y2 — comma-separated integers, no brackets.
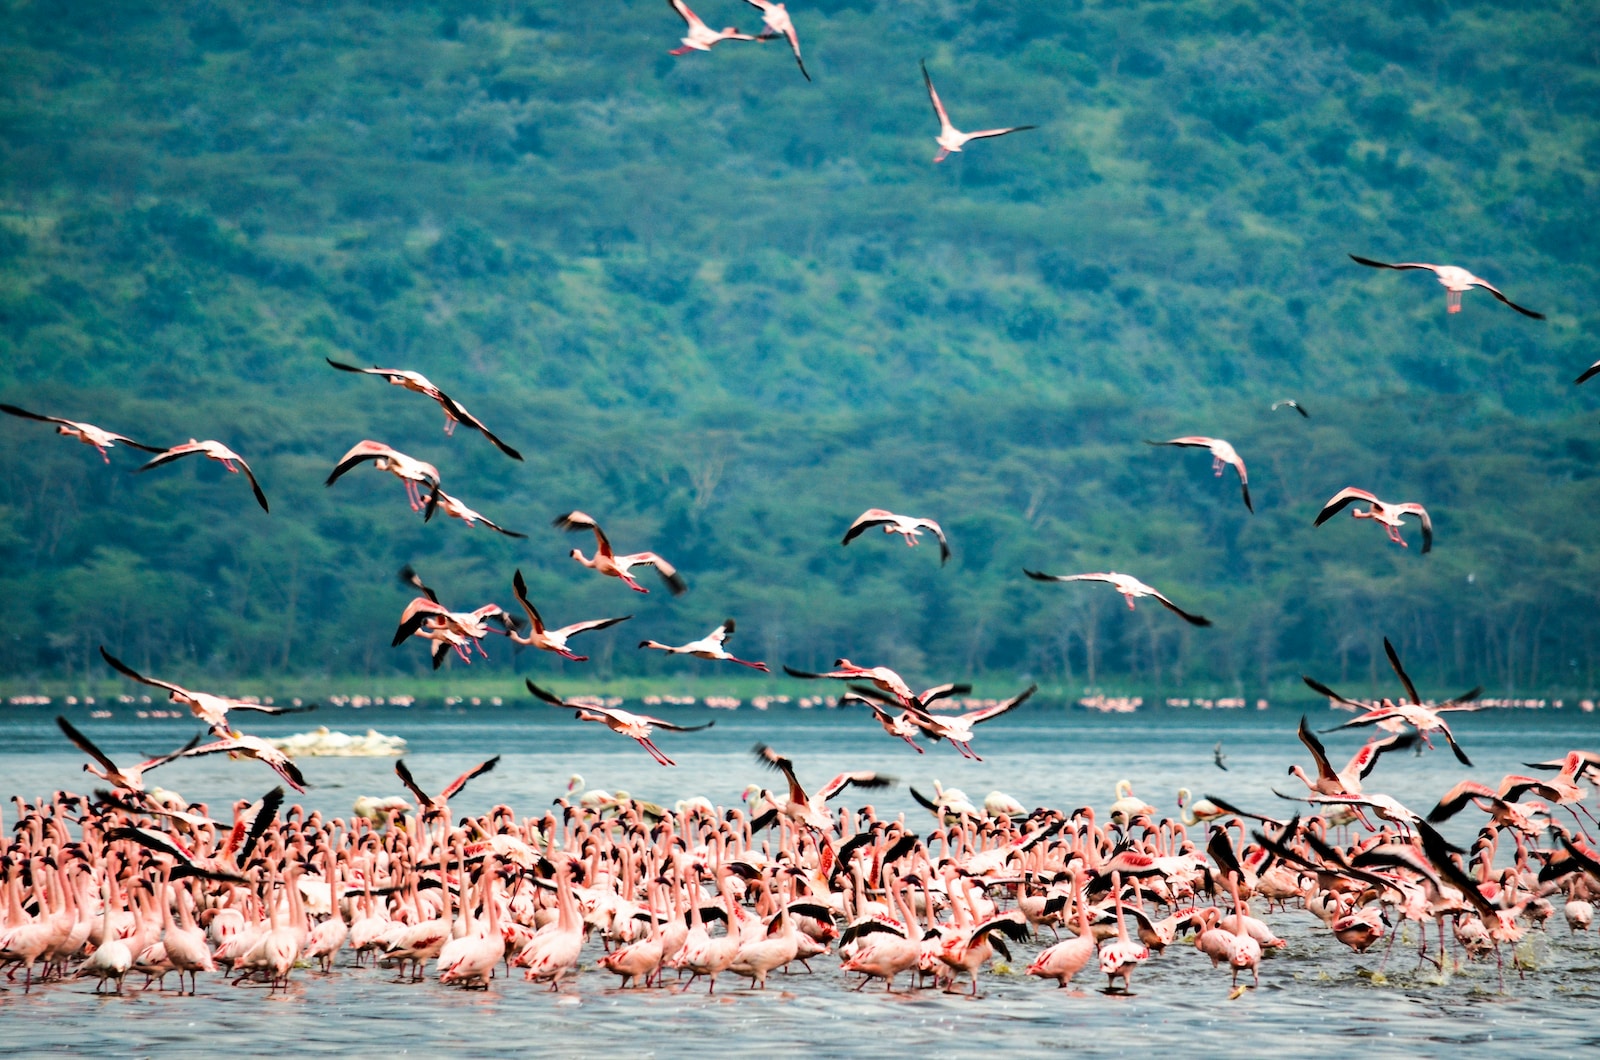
2,0,1599,1012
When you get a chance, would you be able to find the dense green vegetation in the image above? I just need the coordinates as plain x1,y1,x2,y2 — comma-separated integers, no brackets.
1,0,1597,699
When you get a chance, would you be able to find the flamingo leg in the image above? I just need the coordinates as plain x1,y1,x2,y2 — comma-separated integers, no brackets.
621,574,649,594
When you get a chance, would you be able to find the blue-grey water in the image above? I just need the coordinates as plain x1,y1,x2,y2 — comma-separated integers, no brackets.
2,700,1598,1057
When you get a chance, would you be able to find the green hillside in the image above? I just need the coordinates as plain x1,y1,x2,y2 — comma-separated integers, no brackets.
1,0,1597,698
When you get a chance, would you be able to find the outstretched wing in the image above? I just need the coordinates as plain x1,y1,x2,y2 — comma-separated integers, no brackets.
394,759,432,805
1314,487,1379,526
436,393,523,461
552,511,612,558
1149,590,1211,627
961,683,1037,723
1296,715,1335,783
440,756,500,799
100,646,191,698
510,569,546,633
1467,277,1544,320
842,509,896,546
1382,637,1422,705
753,743,807,805
639,716,715,733
524,678,578,709
1349,254,1437,272
56,716,120,776
817,770,895,802
1577,360,1600,386
920,60,952,133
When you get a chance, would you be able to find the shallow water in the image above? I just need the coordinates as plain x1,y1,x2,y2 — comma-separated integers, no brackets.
2,701,1598,1057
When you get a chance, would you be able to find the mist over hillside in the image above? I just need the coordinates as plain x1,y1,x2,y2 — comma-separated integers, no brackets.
1,0,1596,697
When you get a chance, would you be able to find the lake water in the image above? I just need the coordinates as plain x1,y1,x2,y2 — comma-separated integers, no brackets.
2,700,1598,1057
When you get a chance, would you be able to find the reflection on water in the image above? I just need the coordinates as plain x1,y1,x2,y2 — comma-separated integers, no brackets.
1,702,1597,1054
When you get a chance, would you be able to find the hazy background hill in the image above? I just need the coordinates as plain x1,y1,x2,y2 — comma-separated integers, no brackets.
1,0,1596,698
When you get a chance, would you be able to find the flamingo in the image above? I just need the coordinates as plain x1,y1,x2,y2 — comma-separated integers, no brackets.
504,569,631,662
0,404,161,462
1096,871,1149,993
1308,639,1482,764
751,745,894,831
1271,399,1309,418
552,510,687,595
423,490,525,537
921,59,1035,163
54,716,198,794
1314,487,1433,553
527,680,714,766
838,692,926,751
325,358,521,459
639,618,771,671
1349,254,1544,319
666,0,757,55
136,439,269,512
99,646,314,735
1146,436,1252,512
1024,569,1211,626
1286,714,1416,798
173,733,309,792
841,509,950,564
393,756,500,821
743,0,807,80
782,659,917,707
1027,871,1096,987
326,440,442,514
898,684,1037,760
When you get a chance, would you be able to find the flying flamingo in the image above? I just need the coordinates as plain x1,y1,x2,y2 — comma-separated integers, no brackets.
526,680,714,766
838,692,929,752
172,733,309,792
1285,715,1416,797
54,716,199,794
1023,570,1211,626
842,509,950,564
325,358,522,459
326,440,441,514
1305,639,1481,764
504,569,631,662
1349,255,1544,319
639,618,772,671
667,0,757,55
0,404,161,462
751,744,894,830
393,756,500,821
552,511,687,595
783,659,918,707
99,646,314,735
897,684,1037,760
1145,436,1252,512
744,0,808,80
423,489,525,537
136,439,269,512
921,59,1035,163
1271,399,1309,418
1313,487,1433,553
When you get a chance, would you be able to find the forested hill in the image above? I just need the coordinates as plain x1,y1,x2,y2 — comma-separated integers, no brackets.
1,0,1597,698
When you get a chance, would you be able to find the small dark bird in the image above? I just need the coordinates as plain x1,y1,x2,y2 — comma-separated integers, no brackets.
1213,742,1228,772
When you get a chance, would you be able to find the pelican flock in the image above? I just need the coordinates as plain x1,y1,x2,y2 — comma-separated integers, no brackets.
0,0,1591,1032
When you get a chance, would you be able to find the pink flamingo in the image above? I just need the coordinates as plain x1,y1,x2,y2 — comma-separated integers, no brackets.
552,510,687,595
667,0,757,55
325,358,521,459
639,618,772,671
1146,436,1252,512
0,404,161,463
423,490,525,537
1024,569,1211,626
1314,487,1433,553
1349,255,1544,318
527,680,714,766
743,0,807,79
842,508,950,564
137,438,269,512
922,59,1035,163
326,440,441,513
505,569,632,662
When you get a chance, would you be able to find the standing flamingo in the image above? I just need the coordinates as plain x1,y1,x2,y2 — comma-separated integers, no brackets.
921,60,1035,163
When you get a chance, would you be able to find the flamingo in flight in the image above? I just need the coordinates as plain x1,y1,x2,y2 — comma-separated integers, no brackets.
783,659,918,707
1271,399,1309,418
1349,255,1544,319
100,646,314,735
639,618,772,671
325,359,522,459
1314,487,1432,553
1024,570,1211,627
326,440,442,513
898,683,1037,760
55,716,199,795
842,509,950,564
526,680,714,766
1146,436,1252,512
751,744,894,831
136,439,269,512
172,732,309,792
394,756,500,821
392,597,512,668
0,404,161,462
505,569,631,662
666,0,757,55
552,511,688,595
424,489,525,538
744,0,808,80
1306,638,1482,765
921,59,1035,163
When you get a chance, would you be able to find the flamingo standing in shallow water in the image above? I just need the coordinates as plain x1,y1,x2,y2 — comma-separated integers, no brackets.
842,509,950,564
1146,436,1252,512
137,439,270,512
1349,255,1544,318
552,511,687,595
921,60,1036,163
666,0,757,55
639,619,771,671
1024,570,1211,626
0,404,161,463
1314,487,1433,553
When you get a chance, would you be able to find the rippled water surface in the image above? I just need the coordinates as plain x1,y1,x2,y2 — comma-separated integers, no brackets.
2,702,1598,1057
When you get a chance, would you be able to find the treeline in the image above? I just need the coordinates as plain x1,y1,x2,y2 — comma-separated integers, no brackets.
0,0,1596,696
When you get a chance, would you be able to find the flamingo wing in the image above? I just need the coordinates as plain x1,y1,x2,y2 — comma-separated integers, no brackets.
510,569,547,633
915,518,951,565
56,716,121,777
324,358,400,380
637,715,715,733
393,758,433,806
439,755,500,799
1295,715,1337,783
918,682,971,705
556,614,633,639
961,683,1037,723
841,509,897,546
1300,674,1371,712
1348,255,1438,272
435,392,523,460
1576,360,1600,385
1350,731,1417,780
668,0,705,29
1023,569,1111,584
135,443,207,472
1,403,78,428
99,646,192,699
1149,590,1211,627
963,125,1037,141
753,744,808,805
475,511,525,538
524,678,578,709
632,552,687,595
552,511,613,558
233,457,270,512
324,443,388,486
1382,637,1422,705
1467,276,1544,320
238,786,286,862
1391,503,1432,553
920,60,953,134
1271,399,1309,418
1435,721,1473,767
817,770,895,802
1313,487,1380,526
